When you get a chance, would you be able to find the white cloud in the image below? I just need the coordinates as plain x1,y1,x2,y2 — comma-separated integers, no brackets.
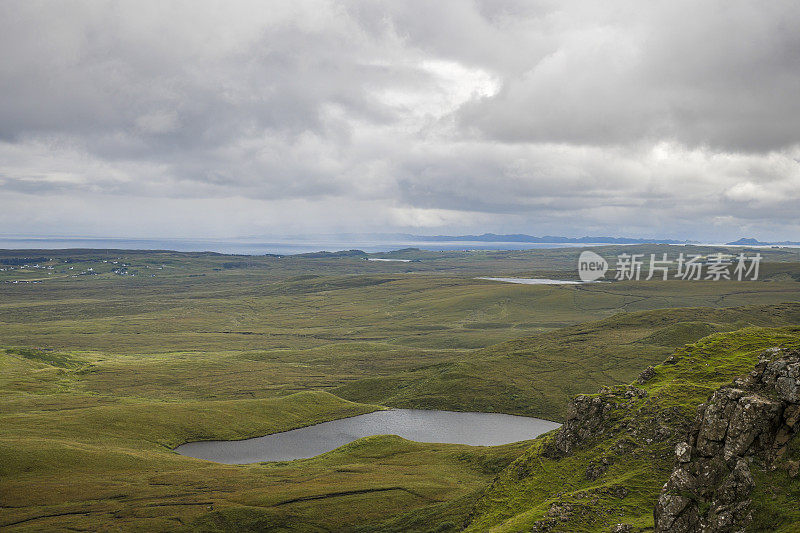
0,0,798,241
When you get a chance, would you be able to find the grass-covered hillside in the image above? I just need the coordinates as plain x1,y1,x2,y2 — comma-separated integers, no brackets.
461,326,800,532
2,248,800,531
3,311,799,531
0,345,529,531
336,304,800,420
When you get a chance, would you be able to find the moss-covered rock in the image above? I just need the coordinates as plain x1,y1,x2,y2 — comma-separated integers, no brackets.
655,348,800,532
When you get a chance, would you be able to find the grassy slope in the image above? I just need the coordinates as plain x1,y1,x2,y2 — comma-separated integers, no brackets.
6,306,797,532
0,348,529,532
335,303,800,420
2,249,800,531
459,326,800,532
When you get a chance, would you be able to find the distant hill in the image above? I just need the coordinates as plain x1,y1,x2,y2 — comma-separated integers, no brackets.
727,237,800,246
410,233,692,244
296,249,367,258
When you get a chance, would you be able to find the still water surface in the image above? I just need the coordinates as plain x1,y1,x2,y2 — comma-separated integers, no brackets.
174,409,560,464
477,277,586,285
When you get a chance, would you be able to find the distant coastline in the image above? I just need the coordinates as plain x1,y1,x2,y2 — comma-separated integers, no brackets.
0,234,795,256
408,233,694,244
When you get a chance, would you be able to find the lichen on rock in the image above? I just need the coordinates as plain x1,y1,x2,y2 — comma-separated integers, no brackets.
654,348,800,532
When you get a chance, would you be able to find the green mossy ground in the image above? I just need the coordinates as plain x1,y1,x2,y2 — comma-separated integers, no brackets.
335,305,800,420
1,248,800,531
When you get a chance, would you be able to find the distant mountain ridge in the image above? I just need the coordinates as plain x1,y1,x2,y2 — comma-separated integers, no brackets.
726,237,800,246
409,233,693,244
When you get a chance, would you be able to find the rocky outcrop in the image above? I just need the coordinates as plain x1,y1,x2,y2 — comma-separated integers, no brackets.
654,348,800,532
546,385,648,457
636,365,656,384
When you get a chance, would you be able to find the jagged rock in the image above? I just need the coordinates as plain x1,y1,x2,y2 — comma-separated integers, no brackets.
547,386,647,457
665,466,696,492
776,364,800,403
715,459,754,507
694,389,742,457
784,404,800,427
624,386,648,399
637,365,656,384
654,493,693,530
675,442,692,463
549,393,615,455
655,348,800,533
723,395,782,458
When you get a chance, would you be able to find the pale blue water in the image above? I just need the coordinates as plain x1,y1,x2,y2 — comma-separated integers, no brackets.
477,277,587,285
174,409,560,464
0,237,595,255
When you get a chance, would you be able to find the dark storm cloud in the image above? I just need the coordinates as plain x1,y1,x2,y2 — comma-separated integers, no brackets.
0,0,798,240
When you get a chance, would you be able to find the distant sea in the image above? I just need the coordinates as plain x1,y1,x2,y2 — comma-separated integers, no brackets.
1,237,789,255
0,237,599,255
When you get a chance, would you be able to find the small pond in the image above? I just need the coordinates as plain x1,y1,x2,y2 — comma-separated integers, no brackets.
174,409,560,464
477,277,589,285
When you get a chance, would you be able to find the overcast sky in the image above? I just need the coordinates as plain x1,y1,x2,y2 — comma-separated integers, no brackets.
1,0,799,241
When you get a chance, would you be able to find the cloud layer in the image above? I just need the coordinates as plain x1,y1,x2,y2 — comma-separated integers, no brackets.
1,0,798,240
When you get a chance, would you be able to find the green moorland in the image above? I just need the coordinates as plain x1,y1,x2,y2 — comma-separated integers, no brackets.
1,245,800,531
333,303,800,419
